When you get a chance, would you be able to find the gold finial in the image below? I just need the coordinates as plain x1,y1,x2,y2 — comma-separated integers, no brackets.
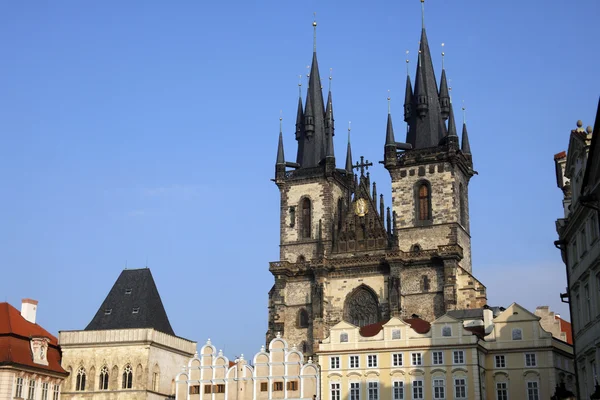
313,12,317,52
462,101,466,124
329,68,332,91
441,43,445,69
405,50,410,76
387,90,391,114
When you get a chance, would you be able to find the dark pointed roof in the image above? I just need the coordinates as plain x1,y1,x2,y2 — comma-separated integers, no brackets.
403,75,413,122
461,122,471,154
325,90,335,158
439,69,450,120
345,129,353,172
295,95,305,164
300,51,327,167
405,29,444,149
85,269,175,336
447,103,458,138
276,130,285,165
386,113,396,146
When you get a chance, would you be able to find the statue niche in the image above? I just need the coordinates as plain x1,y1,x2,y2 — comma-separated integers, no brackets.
343,285,381,327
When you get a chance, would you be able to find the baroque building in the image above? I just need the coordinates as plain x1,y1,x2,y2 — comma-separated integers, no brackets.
318,303,574,400
554,100,600,399
0,299,68,400
59,268,196,400
175,336,319,400
268,5,486,355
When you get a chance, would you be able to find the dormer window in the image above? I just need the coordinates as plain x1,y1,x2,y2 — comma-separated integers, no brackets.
125,289,132,295
104,309,112,315
132,307,140,314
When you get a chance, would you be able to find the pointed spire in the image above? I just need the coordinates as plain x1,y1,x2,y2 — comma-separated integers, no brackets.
295,78,304,140
439,69,450,120
461,121,471,155
345,122,353,173
447,103,458,138
386,93,396,146
372,182,377,202
379,194,384,220
403,74,413,123
415,52,428,119
277,116,285,165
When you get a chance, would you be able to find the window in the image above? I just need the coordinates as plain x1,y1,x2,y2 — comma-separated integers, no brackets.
412,380,424,399
104,309,112,315
301,198,312,238
152,372,159,392
459,183,467,227
454,378,467,399
585,285,591,323
580,229,588,255
417,183,431,221
591,213,599,242
526,381,539,400
350,355,360,368
204,384,212,394
214,384,225,393
432,351,444,365
273,382,283,392
496,382,508,400
122,364,133,389
367,355,378,368
99,366,109,390
330,383,340,400
453,350,465,364
42,383,49,400
433,379,445,399
392,329,401,339
570,241,578,268
368,382,379,400
287,381,298,391
189,385,200,394
27,379,35,400
330,356,340,369
392,381,404,400
350,382,361,400
298,308,309,328
132,307,140,314
422,275,430,291
340,333,349,343
512,328,522,340
495,355,506,368
260,382,268,392
125,288,132,294
411,352,423,366
76,367,86,391
52,385,59,400
392,353,403,367
15,377,24,398
442,326,451,337
525,353,537,367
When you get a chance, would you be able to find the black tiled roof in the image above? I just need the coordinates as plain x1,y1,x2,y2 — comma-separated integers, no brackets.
85,268,175,336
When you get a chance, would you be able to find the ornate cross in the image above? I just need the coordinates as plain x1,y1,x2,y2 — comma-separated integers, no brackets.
353,156,373,176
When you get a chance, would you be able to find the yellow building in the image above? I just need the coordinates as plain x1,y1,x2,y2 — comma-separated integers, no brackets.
176,335,319,400
318,303,574,400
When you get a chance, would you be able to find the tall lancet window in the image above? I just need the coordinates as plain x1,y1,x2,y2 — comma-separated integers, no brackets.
122,364,133,389
301,198,312,239
417,182,431,221
76,367,86,391
459,183,467,227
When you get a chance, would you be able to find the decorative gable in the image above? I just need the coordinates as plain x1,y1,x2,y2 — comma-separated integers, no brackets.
30,337,50,366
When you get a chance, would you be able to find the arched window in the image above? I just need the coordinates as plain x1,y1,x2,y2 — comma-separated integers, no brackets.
343,285,380,327
122,364,133,389
422,275,430,292
416,182,431,221
340,333,348,343
297,255,306,263
459,183,467,227
76,367,86,391
411,244,421,252
99,366,109,390
152,364,160,392
301,198,312,238
298,308,309,328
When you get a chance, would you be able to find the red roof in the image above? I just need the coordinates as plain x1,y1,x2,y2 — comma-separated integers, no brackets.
359,320,388,337
558,317,573,345
554,151,566,160
0,303,67,375
403,318,431,334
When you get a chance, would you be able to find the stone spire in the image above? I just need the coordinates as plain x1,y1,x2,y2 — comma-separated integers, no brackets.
447,103,458,138
461,121,471,154
276,118,285,165
345,123,353,173
403,75,413,123
295,92,305,164
325,88,335,159
439,69,450,120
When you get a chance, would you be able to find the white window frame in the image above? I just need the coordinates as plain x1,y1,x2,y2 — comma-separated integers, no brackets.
52,384,60,400
41,382,49,400
27,379,36,400
392,329,402,339
432,378,445,399
411,352,423,366
330,356,340,370
392,380,404,400
432,351,444,365
349,355,360,369
412,379,424,400
15,377,24,398
367,381,379,400
496,382,508,400
330,382,341,400
392,353,403,367
349,381,361,400
495,355,506,368
367,354,378,368
454,377,467,399
453,350,465,365
526,380,539,400
525,353,537,367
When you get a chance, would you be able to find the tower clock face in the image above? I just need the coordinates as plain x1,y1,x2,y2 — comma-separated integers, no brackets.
353,198,368,217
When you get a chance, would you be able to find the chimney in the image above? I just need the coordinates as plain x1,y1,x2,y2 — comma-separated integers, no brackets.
21,299,38,324
483,307,494,335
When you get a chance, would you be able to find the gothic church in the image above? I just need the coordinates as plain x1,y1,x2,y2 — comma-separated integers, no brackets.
268,7,487,355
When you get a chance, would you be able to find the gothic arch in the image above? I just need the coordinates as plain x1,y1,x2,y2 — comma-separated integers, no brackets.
343,284,381,327
299,197,312,239
297,308,309,328
414,180,432,224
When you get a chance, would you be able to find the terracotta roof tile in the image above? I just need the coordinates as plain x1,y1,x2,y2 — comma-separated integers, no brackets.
554,151,566,160
403,318,431,334
359,320,389,337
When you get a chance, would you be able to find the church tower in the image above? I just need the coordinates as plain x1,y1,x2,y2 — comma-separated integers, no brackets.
268,6,486,356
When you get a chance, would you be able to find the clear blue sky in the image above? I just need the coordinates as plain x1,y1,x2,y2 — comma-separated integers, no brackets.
1,1,598,359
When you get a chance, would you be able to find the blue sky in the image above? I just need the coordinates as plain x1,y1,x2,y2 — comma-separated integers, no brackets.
0,1,598,359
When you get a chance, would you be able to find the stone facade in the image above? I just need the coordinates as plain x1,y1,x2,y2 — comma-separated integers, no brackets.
318,303,575,400
175,336,319,400
59,328,196,400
